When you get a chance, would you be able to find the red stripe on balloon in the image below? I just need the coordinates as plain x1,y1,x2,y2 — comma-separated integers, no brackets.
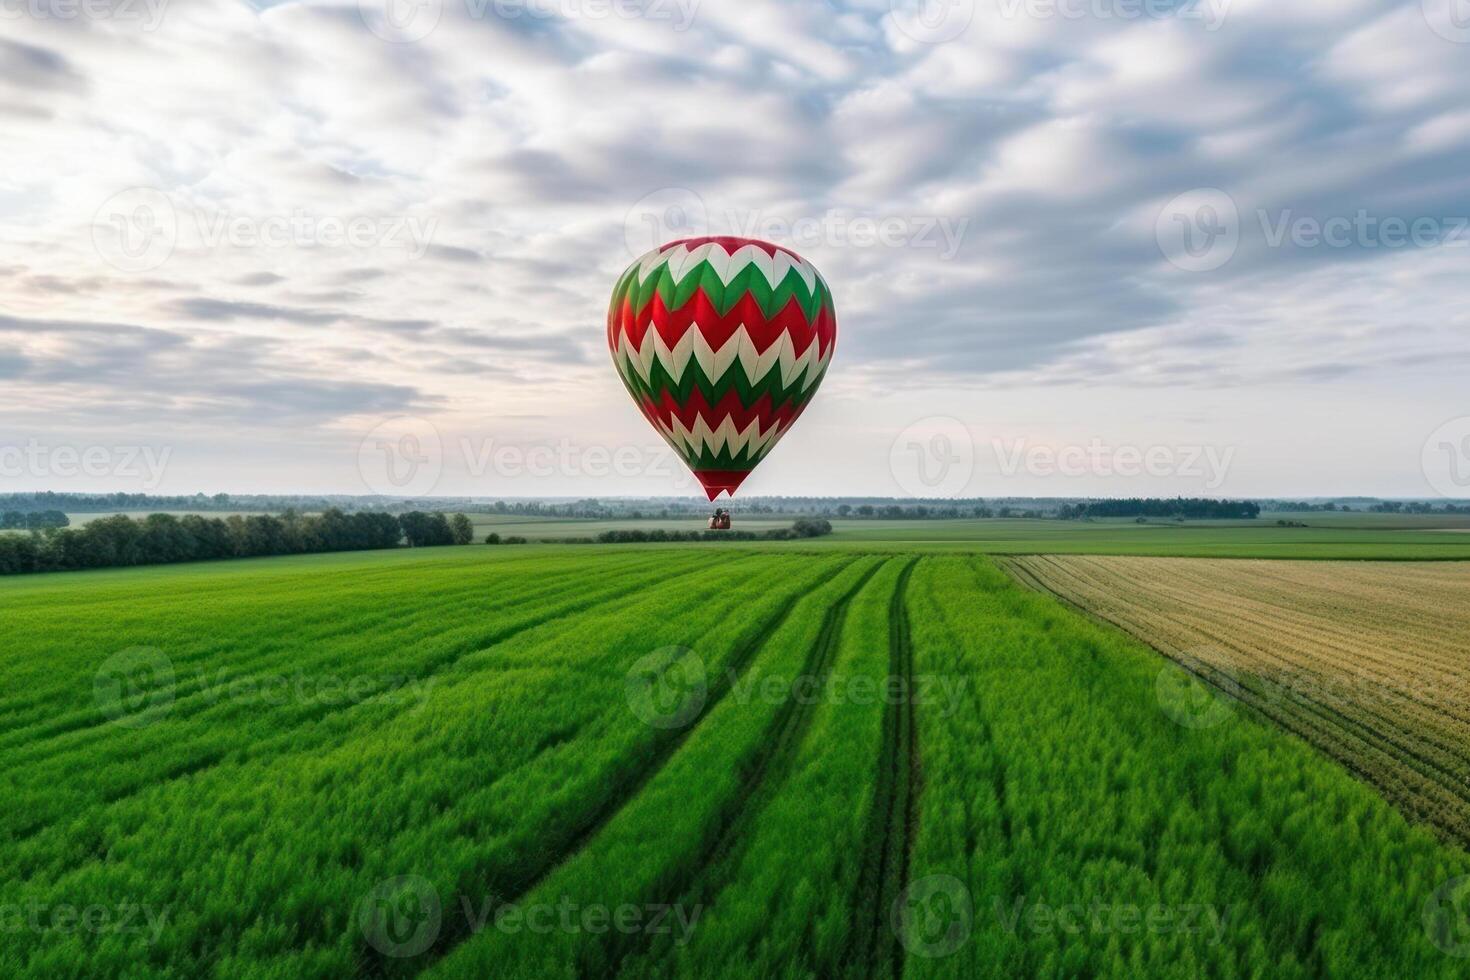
693,469,753,500
643,383,812,436
610,290,835,362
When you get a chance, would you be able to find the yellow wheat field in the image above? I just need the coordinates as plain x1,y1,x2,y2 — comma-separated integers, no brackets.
1005,555,1470,842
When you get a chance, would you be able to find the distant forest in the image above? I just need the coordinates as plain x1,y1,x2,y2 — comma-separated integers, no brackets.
1,509,69,530
1255,499,1470,514
0,492,1464,524
1058,498,1261,520
0,510,475,577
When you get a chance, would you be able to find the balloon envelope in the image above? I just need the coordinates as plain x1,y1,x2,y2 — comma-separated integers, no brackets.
607,236,837,500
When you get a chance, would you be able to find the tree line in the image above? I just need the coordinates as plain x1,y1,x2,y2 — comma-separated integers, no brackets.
1,510,69,530
1367,501,1470,514
1259,500,1470,514
0,510,475,576
591,518,834,544
1057,498,1261,520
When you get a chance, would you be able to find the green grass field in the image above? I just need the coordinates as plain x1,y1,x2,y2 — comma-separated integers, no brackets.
486,516,1470,559
30,511,1470,559
4,535,1470,978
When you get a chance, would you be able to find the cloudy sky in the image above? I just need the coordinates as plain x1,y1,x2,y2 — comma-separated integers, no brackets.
3,0,1469,500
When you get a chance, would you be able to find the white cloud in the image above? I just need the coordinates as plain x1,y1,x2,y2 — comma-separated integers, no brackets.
1,0,1466,496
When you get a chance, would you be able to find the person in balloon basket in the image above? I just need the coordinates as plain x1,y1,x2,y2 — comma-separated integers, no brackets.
708,508,732,531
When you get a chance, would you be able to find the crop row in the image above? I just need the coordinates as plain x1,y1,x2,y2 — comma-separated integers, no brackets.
0,551,692,846
909,556,1470,978
425,556,892,978
7,548,1470,977
1006,555,1470,842
0,550,848,976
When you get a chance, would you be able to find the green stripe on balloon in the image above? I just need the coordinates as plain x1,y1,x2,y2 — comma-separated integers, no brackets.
612,349,828,417
607,237,837,500
614,257,834,323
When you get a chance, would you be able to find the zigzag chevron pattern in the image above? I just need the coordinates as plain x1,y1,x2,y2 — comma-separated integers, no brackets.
607,236,838,499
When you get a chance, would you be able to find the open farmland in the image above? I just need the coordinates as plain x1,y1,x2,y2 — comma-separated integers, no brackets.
33,511,1470,558
1004,556,1470,845
463,514,1470,558
4,545,1470,977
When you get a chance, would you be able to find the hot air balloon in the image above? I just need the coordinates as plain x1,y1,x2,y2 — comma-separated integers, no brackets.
607,236,837,502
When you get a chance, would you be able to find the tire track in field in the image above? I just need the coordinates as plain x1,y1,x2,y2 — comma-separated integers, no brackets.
587,559,888,980
847,558,920,980
364,557,862,979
